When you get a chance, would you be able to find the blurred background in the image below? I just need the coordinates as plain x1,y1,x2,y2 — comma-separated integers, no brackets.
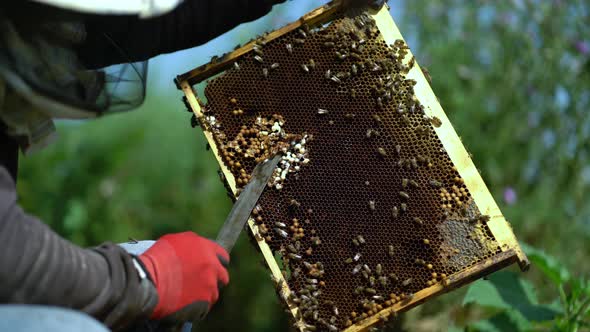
16,0,589,331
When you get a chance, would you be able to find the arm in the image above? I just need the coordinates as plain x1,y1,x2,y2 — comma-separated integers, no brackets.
77,0,287,68
0,166,157,331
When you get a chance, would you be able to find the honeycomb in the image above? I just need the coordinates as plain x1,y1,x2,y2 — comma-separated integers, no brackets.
192,11,501,332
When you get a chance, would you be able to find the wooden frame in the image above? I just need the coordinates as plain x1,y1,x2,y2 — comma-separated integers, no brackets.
176,2,528,330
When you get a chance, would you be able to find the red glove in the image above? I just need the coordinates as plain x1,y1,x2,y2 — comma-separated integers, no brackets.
138,232,230,321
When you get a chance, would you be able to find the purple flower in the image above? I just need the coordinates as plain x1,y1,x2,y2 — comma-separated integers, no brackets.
574,41,590,56
503,187,517,205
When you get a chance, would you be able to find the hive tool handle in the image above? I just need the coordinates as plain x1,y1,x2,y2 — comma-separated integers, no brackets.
167,155,282,332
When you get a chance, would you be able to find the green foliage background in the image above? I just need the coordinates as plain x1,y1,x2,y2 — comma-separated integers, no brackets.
15,1,589,331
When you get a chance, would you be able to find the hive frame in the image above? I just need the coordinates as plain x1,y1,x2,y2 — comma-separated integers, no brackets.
176,2,528,331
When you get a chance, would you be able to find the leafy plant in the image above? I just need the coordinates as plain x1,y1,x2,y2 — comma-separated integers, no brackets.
462,245,589,332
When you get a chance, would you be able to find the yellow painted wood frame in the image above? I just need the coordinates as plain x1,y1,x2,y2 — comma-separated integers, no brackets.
176,2,528,330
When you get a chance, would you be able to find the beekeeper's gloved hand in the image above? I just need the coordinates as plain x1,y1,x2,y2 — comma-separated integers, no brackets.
138,232,230,322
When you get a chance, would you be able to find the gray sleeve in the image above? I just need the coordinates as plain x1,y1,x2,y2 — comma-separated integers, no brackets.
0,166,158,331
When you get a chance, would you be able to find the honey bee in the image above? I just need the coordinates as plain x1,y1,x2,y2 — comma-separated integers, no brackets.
416,125,429,138
399,191,409,200
390,206,398,219
357,235,366,245
413,217,423,225
345,257,353,264
401,114,410,126
366,128,378,138
430,116,442,127
408,56,415,69
423,239,430,245
294,38,305,44
253,46,263,56
262,68,269,78
354,16,365,28
351,53,362,61
308,59,316,69
354,252,362,261
301,64,310,73
351,64,358,75
352,264,362,275
402,178,409,188
270,63,280,70
274,228,288,238
377,147,387,157
384,90,392,101
287,244,298,253
389,274,399,283
365,287,377,295
311,237,321,246
275,221,287,228
395,144,402,154
345,113,356,120
317,108,329,115
373,114,383,123
379,276,388,287
324,41,335,48
402,278,413,287
400,203,407,212
233,62,241,70
352,238,360,247
369,200,376,210
305,284,317,291
330,76,342,84
429,179,442,188
350,88,357,98
421,66,432,83
409,179,420,188
335,51,347,61
254,55,263,63
298,29,307,38
286,43,293,54
376,97,384,109
388,245,395,257
376,264,382,275
361,270,369,280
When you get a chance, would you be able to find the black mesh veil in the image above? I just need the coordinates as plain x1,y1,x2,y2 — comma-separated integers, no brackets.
0,4,148,118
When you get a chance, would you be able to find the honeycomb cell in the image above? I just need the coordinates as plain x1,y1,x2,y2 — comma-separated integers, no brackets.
197,12,500,332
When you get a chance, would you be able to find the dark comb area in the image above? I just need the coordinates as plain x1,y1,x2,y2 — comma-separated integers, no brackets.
198,12,500,332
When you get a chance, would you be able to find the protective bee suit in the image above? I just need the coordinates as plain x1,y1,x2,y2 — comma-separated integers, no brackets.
0,0,289,330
